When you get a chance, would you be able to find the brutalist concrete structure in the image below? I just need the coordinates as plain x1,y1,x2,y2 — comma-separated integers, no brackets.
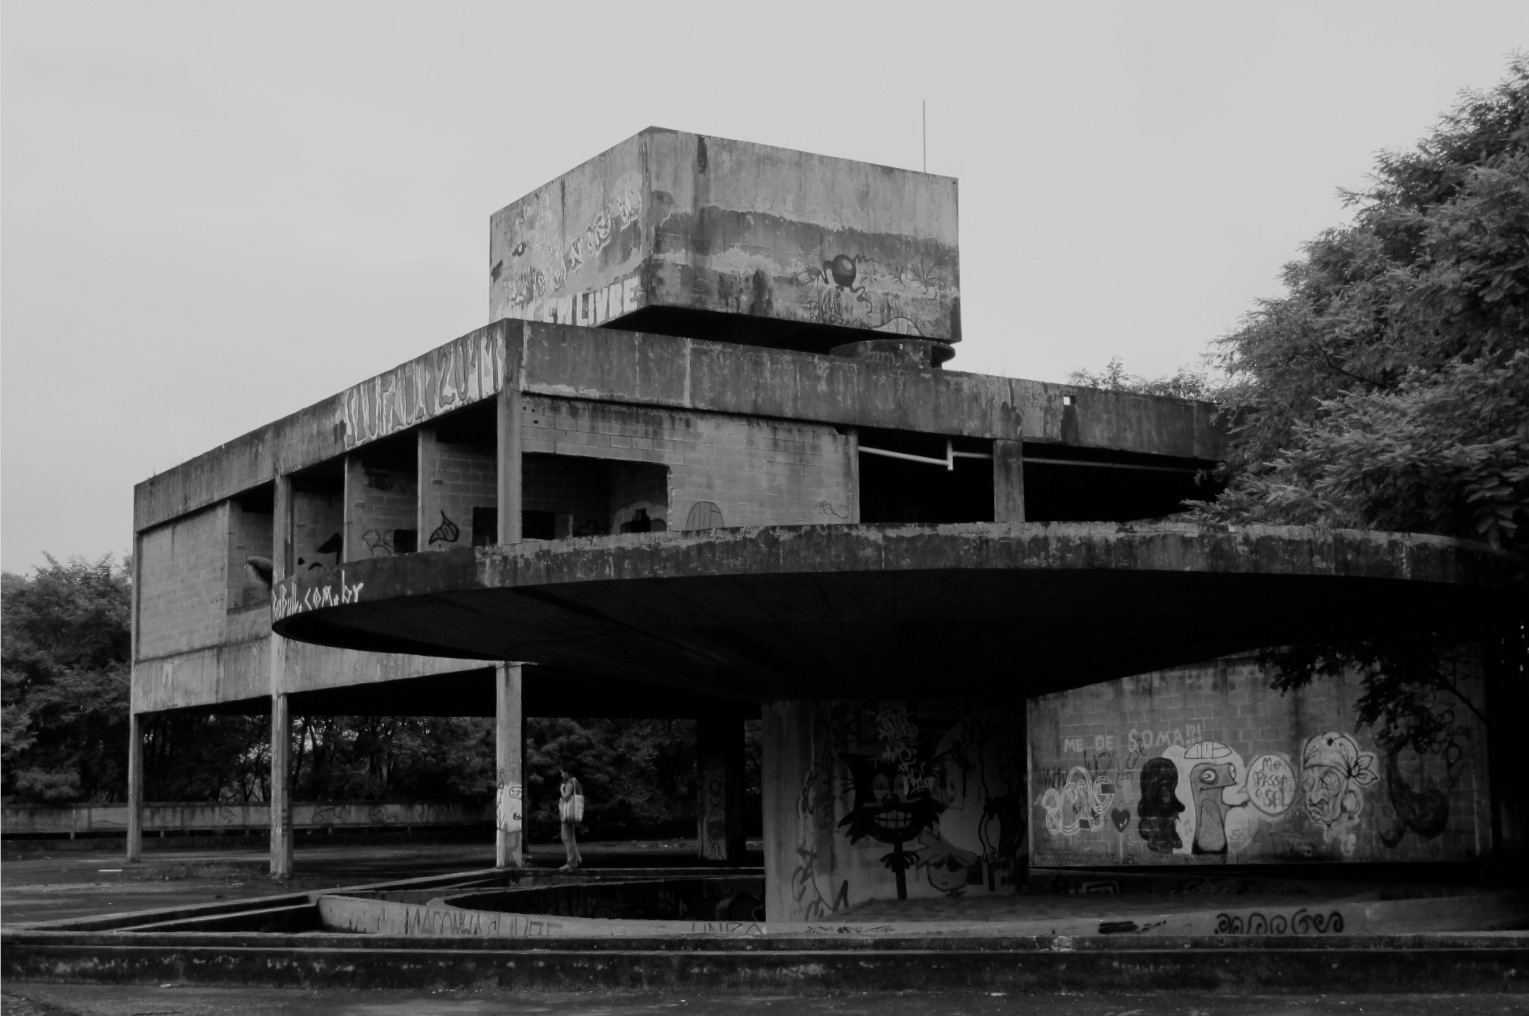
129,129,1518,922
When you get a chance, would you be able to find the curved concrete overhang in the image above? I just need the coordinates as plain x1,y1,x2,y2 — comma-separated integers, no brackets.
271,523,1518,703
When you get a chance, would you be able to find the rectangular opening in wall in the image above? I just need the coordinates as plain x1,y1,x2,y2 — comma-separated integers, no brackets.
857,427,994,524
345,433,418,561
226,483,275,612
1021,445,1220,522
522,454,669,538
290,459,346,576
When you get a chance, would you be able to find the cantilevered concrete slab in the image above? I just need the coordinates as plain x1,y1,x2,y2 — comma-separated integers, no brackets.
271,522,1515,703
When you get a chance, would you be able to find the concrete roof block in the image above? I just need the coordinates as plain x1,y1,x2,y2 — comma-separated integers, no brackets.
488,128,961,344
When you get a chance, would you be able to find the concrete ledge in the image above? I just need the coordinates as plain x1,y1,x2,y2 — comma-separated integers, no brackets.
5,930,1527,992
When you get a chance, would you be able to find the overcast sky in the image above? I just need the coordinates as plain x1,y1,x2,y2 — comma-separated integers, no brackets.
2,1,1523,572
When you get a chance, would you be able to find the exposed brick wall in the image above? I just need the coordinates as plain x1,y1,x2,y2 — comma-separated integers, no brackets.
521,396,854,530
420,438,496,551
345,458,416,560
137,504,229,660
1028,656,1489,866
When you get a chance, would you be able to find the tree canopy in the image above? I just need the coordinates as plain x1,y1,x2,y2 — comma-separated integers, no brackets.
1071,60,1528,754
1190,58,1529,558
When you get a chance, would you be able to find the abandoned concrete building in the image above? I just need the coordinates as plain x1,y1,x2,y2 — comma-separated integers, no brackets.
129,129,1516,923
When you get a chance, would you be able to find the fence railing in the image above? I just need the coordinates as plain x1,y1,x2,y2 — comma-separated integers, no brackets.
2,801,493,837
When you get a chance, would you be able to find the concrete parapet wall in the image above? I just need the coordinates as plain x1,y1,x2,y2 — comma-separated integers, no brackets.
135,323,1223,534
522,396,855,530
1028,656,1490,866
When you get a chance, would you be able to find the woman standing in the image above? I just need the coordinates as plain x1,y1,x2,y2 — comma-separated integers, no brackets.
558,769,584,870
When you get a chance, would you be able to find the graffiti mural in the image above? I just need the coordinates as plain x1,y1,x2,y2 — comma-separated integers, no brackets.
1300,732,1379,856
1028,661,1486,866
338,330,502,450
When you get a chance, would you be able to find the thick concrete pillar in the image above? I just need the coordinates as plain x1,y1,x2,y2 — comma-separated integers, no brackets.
697,711,746,863
126,711,144,862
269,473,294,877
495,663,525,868
993,438,1024,523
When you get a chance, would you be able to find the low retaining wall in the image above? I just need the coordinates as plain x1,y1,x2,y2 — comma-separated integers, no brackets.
1,802,492,838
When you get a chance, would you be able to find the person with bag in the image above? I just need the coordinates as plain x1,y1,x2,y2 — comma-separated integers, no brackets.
558,769,584,870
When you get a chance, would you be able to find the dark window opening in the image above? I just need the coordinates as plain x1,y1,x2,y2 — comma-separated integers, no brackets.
857,428,993,524
1021,444,1221,522
227,483,276,612
522,454,669,539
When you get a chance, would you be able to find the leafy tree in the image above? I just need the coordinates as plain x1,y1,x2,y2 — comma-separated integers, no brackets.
2,555,132,802
1183,59,1529,754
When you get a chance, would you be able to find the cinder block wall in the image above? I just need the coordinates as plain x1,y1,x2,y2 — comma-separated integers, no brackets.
137,504,230,659
346,460,417,560
1028,656,1489,866
420,439,496,550
522,396,854,530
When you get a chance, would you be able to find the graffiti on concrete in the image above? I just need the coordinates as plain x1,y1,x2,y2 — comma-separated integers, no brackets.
1038,766,1117,838
1300,731,1379,856
496,781,522,835
339,330,501,449
497,173,643,322
272,571,364,621
700,757,728,861
1214,908,1345,934
428,511,461,547
360,528,417,557
1137,757,1184,853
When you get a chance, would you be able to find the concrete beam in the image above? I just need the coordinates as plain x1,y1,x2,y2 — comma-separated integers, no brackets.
270,523,1515,705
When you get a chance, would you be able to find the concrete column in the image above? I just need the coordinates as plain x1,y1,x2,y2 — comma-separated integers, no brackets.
696,711,746,863
497,385,522,544
495,663,525,868
993,439,1025,523
126,712,144,862
269,473,294,876
270,691,294,875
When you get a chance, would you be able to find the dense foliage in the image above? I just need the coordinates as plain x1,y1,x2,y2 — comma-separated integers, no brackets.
2,556,132,801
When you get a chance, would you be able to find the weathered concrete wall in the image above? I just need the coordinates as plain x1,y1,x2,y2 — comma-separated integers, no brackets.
1028,656,1489,866
226,501,273,611
133,638,269,712
137,505,231,660
763,699,1025,924
522,396,855,530
489,129,960,342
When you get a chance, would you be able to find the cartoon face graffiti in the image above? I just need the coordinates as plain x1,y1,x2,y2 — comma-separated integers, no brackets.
1300,732,1378,854
1180,741,1249,855
838,755,944,846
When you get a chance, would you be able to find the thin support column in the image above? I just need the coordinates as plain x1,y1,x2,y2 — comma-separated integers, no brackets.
269,472,294,877
697,710,746,863
495,663,525,868
126,712,144,862
270,691,293,876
